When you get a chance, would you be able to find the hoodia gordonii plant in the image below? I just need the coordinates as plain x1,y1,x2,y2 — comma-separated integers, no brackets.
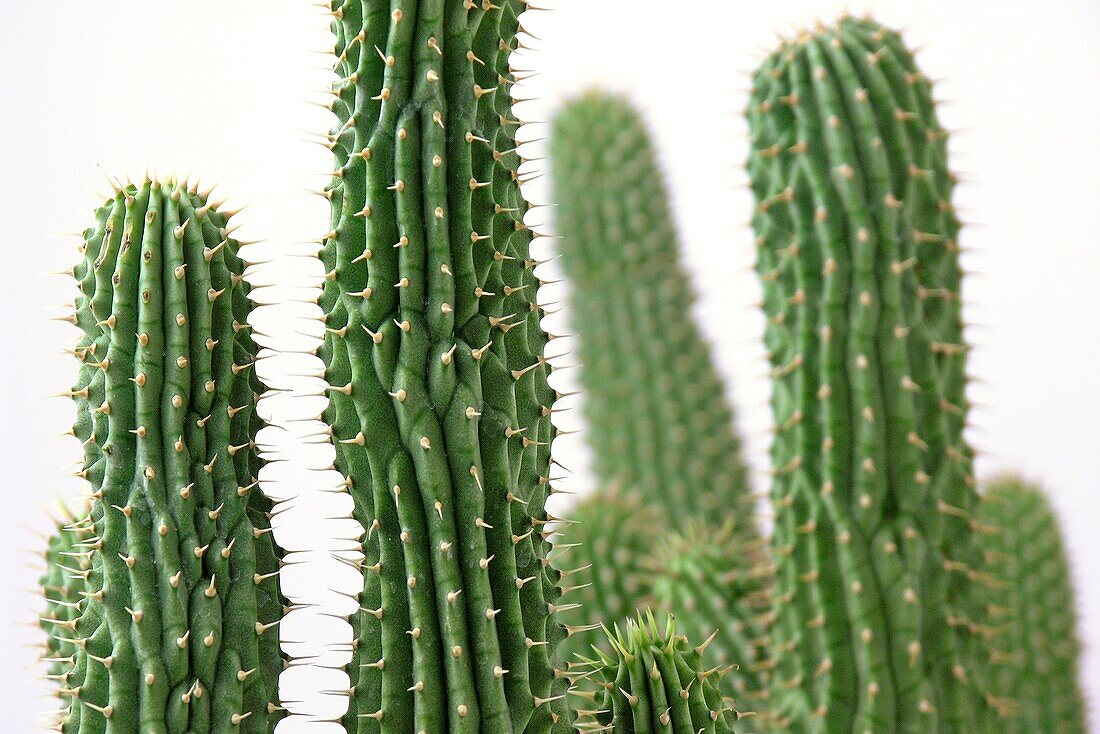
573,613,738,734
748,16,1003,732
43,178,284,733
320,2,572,733
980,478,1087,734
549,92,755,527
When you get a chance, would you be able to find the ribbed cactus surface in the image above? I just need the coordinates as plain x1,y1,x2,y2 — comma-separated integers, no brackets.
577,613,737,734
549,92,755,527
748,17,999,732
651,523,773,719
980,479,1087,734
321,2,571,732
44,179,283,733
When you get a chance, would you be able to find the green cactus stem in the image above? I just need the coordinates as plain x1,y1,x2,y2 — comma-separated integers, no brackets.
748,16,1002,732
43,178,284,734
651,523,774,722
575,612,738,734
980,478,1087,734
549,92,756,529
321,2,571,732
555,487,661,664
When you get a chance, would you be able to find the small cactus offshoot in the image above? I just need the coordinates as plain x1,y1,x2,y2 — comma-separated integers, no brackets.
39,500,92,708
40,178,284,733
576,612,739,734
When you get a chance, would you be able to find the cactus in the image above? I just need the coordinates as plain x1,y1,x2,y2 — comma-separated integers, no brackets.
651,523,773,720
549,92,756,529
320,2,572,733
748,16,1002,732
554,487,661,663
980,478,1087,734
41,178,284,733
575,613,738,734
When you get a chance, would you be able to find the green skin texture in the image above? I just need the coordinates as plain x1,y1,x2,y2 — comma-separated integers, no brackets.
549,93,756,527
50,180,283,734
651,525,773,722
554,488,661,664
580,614,736,734
320,2,571,733
979,479,1087,734
748,17,1000,733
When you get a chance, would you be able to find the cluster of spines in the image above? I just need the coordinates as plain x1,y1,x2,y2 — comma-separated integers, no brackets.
43,178,284,733
980,478,1087,733
748,16,999,732
650,523,774,725
319,1,572,732
554,487,661,663
573,613,738,734
549,92,756,528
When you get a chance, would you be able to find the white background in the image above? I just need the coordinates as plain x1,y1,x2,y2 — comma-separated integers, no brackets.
0,1,1096,731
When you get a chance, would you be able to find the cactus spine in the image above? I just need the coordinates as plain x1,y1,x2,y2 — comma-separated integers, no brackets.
549,92,755,526
748,17,999,732
980,478,1087,734
44,178,283,733
321,2,571,732
577,613,738,734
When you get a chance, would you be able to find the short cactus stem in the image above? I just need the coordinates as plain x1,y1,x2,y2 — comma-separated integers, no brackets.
980,478,1087,734
578,612,738,734
321,2,571,732
748,16,999,732
40,178,284,733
